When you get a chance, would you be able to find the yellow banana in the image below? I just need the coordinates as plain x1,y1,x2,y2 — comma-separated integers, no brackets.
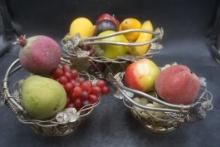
129,21,153,56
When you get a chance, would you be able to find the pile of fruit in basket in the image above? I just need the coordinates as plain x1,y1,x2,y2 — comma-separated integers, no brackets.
2,13,212,136
114,58,213,134
64,13,155,59
17,35,109,120
122,58,201,108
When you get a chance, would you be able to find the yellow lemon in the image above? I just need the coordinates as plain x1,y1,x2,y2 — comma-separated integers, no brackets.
69,17,95,38
119,18,141,42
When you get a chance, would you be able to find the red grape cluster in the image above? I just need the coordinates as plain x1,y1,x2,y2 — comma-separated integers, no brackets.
52,64,109,110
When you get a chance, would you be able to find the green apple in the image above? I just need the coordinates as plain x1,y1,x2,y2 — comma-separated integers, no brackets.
20,75,67,120
97,30,129,59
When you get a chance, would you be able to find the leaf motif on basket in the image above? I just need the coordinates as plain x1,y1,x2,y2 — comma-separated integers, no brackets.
56,108,80,124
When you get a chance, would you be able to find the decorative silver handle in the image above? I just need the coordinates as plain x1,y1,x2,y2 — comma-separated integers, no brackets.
62,28,163,47
61,28,164,64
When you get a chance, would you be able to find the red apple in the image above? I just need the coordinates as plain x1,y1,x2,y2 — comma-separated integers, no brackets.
155,65,201,105
124,59,160,92
96,13,120,27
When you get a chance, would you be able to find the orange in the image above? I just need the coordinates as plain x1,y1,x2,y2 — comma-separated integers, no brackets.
119,18,141,42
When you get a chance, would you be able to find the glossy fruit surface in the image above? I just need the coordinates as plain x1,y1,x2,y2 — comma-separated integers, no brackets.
124,59,160,92
92,86,102,96
21,75,67,120
95,20,117,34
74,98,82,110
97,30,129,59
119,18,141,42
53,67,63,79
64,82,74,94
88,94,98,103
58,76,68,85
69,17,95,38
52,64,110,110
155,65,201,104
19,35,61,75
96,80,106,88
81,81,92,93
101,86,110,94
72,86,82,98
129,21,153,56
96,13,119,27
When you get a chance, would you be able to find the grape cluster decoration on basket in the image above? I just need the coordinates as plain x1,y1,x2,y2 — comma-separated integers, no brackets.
0,13,213,136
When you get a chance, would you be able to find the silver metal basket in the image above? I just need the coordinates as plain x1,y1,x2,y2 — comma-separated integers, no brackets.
0,58,100,136
111,72,213,133
61,28,164,78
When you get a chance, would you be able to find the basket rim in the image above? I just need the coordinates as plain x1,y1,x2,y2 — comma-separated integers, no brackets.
61,28,164,63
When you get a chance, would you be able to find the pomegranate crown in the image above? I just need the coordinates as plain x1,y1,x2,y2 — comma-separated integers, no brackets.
16,35,27,46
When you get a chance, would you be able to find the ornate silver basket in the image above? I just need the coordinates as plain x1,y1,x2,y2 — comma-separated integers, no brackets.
61,28,164,78
0,58,100,136
111,72,213,133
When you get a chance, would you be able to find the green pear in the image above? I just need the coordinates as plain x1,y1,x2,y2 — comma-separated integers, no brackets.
20,75,67,120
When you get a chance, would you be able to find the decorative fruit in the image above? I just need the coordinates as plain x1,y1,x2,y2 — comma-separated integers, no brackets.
95,20,117,34
119,18,142,42
101,86,110,94
91,86,102,96
133,97,149,105
52,64,109,110
96,13,119,28
129,21,153,56
74,98,82,110
124,59,160,92
96,80,106,88
72,86,82,98
18,35,61,75
69,17,95,38
155,65,201,105
88,94,99,103
97,30,129,59
20,75,67,120
81,80,92,93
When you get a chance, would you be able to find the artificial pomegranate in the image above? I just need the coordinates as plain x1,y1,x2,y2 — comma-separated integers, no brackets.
18,35,61,75
155,65,201,105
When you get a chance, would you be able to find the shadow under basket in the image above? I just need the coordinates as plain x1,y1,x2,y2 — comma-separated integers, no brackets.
111,72,213,134
61,28,164,79
1,59,100,136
